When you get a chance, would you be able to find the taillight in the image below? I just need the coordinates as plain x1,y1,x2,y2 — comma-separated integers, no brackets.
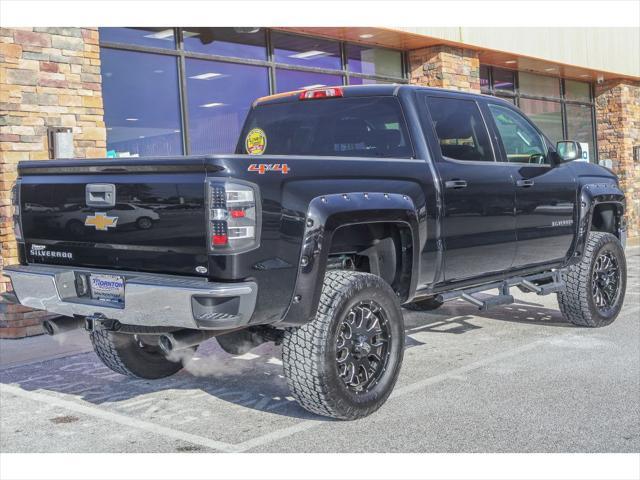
11,182,23,241
299,86,343,100
207,180,259,253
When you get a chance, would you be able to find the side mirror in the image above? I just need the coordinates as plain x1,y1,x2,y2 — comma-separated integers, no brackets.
556,140,582,163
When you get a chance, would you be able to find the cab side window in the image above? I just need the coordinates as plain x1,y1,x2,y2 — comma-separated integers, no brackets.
426,96,494,162
488,104,548,165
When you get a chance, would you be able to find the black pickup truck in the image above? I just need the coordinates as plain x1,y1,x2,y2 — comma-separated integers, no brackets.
6,84,628,420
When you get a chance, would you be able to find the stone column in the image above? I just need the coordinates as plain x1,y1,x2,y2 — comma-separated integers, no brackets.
0,27,107,338
408,45,481,93
595,80,640,240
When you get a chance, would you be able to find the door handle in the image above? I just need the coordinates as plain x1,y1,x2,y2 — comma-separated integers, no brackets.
516,179,535,188
444,179,468,189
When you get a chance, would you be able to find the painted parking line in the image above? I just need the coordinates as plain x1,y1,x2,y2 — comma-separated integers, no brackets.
3,304,638,453
233,332,574,452
0,384,240,453
0,333,555,454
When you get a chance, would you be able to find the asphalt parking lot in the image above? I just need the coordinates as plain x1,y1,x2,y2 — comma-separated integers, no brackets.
1,248,638,453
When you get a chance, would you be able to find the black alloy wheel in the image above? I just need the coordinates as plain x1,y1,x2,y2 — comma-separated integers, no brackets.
336,301,391,393
591,250,621,316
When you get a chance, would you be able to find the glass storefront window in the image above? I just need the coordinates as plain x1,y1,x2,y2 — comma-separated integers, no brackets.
276,69,343,93
479,64,596,162
182,27,266,60
566,104,595,161
99,27,176,49
518,98,563,144
346,45,402,78
348,77,388,85
101,48,183,157
565,80,591,102
186,59,269,154
519,72,560,98
272,32,341,70
100,29,408,157
480,65,490,92
493,68,515,93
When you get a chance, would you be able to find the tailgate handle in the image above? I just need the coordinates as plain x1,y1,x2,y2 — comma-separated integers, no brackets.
86,183,116,208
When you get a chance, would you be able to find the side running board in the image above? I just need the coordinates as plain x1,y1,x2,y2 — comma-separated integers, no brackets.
436,271,565,311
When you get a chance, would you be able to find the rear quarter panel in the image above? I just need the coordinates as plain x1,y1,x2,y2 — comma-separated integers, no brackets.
204,154,431,325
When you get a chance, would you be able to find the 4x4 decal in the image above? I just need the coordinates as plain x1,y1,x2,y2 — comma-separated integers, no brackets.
248,163,290,175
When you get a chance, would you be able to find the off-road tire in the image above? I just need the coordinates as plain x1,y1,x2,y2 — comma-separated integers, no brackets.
90,330,185,379
282,270,405,420
558,231,626,327
403,296,444,311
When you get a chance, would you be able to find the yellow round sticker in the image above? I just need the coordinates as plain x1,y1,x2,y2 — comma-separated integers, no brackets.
245,128,267,155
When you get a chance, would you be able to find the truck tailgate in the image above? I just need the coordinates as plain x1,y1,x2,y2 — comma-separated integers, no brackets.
18,158,209,277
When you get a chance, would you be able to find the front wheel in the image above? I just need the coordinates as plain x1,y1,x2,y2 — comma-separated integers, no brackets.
558,231,627,327
282,270,405,420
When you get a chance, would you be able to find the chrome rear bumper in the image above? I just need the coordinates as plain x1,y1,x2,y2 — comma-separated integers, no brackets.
4,264,257,330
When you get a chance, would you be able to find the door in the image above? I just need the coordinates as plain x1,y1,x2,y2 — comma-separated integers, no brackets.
423,94,517,281
485,102,577,267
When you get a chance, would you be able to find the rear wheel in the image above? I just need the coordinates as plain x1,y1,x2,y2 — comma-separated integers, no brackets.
558,231,626,327
282,270,405,420
136,217,153,230
90,330,185,379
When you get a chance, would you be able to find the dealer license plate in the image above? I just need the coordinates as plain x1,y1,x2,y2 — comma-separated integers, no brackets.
90,274,125,306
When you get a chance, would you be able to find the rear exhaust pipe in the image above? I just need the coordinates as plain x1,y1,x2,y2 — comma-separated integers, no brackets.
42,316,85,336
158,327,244,355
158,329,218,355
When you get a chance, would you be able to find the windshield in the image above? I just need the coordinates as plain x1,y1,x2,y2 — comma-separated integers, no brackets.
236,96,413,158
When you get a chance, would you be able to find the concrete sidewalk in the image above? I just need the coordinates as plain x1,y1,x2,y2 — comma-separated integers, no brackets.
0,328,91,370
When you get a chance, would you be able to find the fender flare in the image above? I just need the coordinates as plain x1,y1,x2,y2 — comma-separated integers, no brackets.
279,192,420,327
569,182,625,263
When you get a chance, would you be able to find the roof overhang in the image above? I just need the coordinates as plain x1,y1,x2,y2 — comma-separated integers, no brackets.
275,27,639,83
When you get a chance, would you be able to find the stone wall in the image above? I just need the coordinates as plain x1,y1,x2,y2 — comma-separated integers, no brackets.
408,45,481,93
0,27,106,338
595,80,640,239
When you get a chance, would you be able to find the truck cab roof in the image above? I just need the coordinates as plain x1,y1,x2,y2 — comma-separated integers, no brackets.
254,83,508,107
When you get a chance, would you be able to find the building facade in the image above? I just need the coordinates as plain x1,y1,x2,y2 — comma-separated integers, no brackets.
1,26,639,337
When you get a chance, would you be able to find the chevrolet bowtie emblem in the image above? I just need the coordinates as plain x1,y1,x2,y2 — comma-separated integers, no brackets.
85,212,118,231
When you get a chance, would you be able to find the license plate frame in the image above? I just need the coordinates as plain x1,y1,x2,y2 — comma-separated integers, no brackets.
89,273,125,306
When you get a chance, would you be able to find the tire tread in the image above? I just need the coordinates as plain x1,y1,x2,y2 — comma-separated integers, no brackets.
558,231,624,327
90,329,140,377
282,270,401,419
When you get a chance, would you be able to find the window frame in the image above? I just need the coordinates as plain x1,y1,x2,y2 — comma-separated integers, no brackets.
99,28,408,155
100,47,185,158
480,65,597,162
422,93,498,165
484,100,552,167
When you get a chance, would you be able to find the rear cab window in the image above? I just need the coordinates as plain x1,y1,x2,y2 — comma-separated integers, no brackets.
237,96,414,158
425,96,495,162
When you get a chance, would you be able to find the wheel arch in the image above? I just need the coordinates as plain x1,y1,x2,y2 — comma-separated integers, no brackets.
570,183,626,263
279,192,420,327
